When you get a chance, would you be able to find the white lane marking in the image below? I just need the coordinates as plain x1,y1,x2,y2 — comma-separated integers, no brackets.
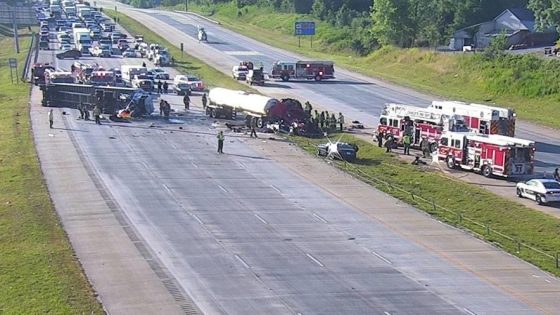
463,308,477,315
234,254,251,269
224,50,263,56
306,253,324,267
218,185,227,193
254,214,268,224
312,213,328,223
191,214,204,225
162,184,172,194
238,162,246,169
191,161,199,168
270,185,281,193
384,312,392,315
371,251,392,265
545,279,551,283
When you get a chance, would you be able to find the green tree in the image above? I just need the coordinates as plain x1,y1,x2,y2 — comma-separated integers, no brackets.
372,0,415,47
529,0,560,32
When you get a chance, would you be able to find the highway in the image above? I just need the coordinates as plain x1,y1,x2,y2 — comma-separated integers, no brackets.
105,5,560,177
35,24,560,314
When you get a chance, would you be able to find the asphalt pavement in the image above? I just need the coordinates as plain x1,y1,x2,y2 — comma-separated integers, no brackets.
33,7,560,314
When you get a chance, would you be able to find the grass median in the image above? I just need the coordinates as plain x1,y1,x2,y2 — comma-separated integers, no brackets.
105,9,251,92
0,33,104,313
179,3,560,129
291,133,560,276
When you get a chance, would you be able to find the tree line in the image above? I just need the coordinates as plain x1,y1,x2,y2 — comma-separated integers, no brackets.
126,0,560,54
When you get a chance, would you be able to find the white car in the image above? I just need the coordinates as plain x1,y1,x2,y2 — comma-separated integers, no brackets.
232,65,248,80
174,75,205,92
516,179,560,205
59,43,73,51
149,68,169,80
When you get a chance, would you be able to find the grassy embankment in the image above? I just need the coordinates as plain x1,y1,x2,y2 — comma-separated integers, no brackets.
180,3,560,129
107,7,560,276
105,9,251,92
0,32,104,313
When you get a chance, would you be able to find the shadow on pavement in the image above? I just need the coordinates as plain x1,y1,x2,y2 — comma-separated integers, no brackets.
536,141,560,154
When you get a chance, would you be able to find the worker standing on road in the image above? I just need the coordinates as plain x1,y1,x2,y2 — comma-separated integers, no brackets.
159,100,164,116
183,93,190,110
217,131,225,154
93,106,102,125
142,61,146,67
202,93,208,110
554,168,560,181
84,104,90,121
78,102,84,119
163,81,168,94
250,118,258,138
403,134,411,155
338,112,344,131
162,101,170,119
319,111,325,129
157,80,163,94
48,109,54,129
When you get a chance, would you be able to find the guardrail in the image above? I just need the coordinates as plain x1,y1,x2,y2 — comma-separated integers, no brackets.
21,32,36,83
327,154,560,272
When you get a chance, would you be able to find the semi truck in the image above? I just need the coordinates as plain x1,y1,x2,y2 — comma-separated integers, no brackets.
73,28,92,54
207,88,306,127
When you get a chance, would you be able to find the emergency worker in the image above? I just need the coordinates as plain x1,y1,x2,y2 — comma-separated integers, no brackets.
159,99,164,116
48,109,54,129
183,93,190,110
338,112,344,131
385,133,394,153
78,102,85,119
376,132,384,148
93,106,102,125
217,131,225,154
420,137,430,158
163,81,169,94
157,80,162,94
319,111,325,129
304,101,312,116
403,134,412,155
202,93,208,109
330,113,337,131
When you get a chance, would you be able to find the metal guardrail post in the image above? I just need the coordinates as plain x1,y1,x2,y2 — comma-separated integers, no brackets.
517,241,521,253
432,200,436,212
556,253,559,268
486,225,490,235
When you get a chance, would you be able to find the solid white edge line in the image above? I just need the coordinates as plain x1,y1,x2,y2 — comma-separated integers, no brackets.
218,184,227,193
463,308,477,315
312,213,328,223
371,251,392,265
234,254,251,269
306,253,324,267
191,214,204,225
254,214,268,224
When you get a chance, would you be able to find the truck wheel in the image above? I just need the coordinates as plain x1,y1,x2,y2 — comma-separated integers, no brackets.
481,165,492,178
281,75,289,82
256,118,264,128
314,75,322,81
446,156,455,169
231,111,237,120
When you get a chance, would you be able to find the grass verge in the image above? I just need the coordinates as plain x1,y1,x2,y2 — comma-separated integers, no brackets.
108,6,560,276
0,33,104,313
291,133,560,276
182,3,560,129
105,9,251,92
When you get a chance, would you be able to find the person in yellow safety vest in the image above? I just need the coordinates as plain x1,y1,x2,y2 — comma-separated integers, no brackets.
403,134,412,155
93,106,102,125
217,131,225,154
338,113,344,131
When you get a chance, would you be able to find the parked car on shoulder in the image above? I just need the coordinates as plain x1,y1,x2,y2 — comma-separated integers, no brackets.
56,49,82,59
516,179,560,205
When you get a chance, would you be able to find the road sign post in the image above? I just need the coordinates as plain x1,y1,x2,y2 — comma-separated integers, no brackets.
294,21,315,48
180,43,184,57
8,58,17,84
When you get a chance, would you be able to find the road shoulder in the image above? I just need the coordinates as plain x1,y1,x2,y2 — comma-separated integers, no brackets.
29,86,186,315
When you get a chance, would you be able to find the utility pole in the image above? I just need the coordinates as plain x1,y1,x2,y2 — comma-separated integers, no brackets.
185,0,188,12
12,9,20,54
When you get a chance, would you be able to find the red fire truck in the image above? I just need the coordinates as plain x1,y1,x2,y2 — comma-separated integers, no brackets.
271,60,335,82
377,103,467,150
438,131,535,177
430,101,516,136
